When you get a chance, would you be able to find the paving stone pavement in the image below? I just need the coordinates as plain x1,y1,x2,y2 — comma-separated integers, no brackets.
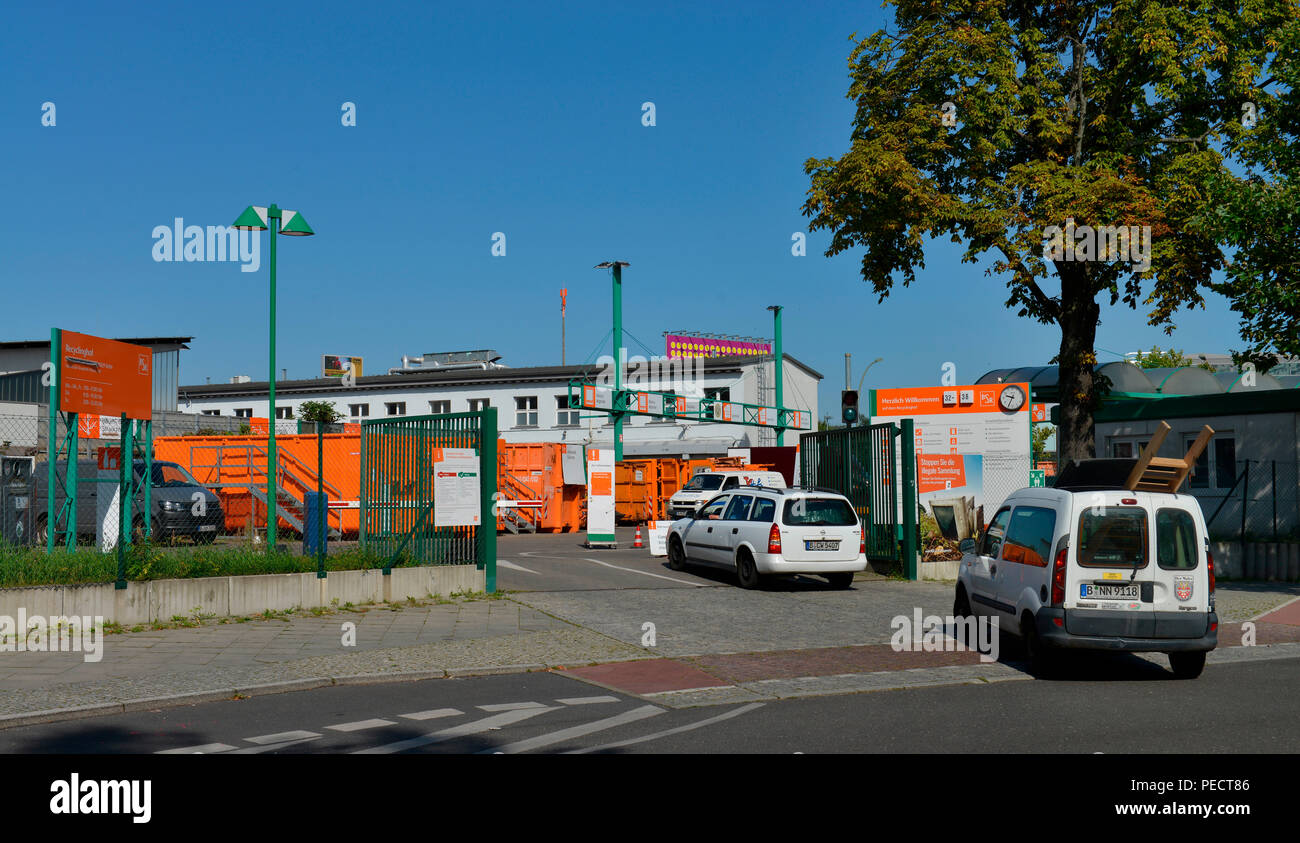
0,598,646,717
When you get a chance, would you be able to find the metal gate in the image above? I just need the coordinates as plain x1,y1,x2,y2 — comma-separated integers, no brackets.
360,409,498,589
800,423,900,563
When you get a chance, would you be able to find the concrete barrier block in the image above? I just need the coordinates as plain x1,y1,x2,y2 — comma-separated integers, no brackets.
229,573,309,616
149,576,231,623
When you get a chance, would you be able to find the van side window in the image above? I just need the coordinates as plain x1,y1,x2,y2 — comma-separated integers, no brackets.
1001,507,1057,566
1157,509,1199,570
980,508,1012,558
722,476,739,490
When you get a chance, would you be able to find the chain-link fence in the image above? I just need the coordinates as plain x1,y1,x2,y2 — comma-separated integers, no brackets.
1200,460,1300,542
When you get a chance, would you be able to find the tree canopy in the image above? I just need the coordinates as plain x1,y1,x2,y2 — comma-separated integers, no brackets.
804,0,1299,462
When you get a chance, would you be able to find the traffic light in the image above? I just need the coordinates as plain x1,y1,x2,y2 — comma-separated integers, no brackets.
841,390,859,425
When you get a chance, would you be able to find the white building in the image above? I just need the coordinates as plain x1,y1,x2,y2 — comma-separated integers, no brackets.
179,351,822,457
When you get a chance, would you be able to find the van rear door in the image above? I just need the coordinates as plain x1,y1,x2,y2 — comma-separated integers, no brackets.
1065,493,1156,637
1150,502,1212,639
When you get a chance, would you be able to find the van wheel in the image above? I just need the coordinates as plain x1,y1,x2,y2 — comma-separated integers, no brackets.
35,514,48,546
1022,614,1055,677
825,572,854,589
1168,651,1206,680
736,550,762,590
667,537,688,571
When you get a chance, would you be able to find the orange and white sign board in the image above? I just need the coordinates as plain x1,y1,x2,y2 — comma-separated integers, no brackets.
59,330,152,420
96,447,121,472
586,447,616,542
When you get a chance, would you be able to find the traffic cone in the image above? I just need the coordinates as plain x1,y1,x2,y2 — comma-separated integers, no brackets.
633,525,644,548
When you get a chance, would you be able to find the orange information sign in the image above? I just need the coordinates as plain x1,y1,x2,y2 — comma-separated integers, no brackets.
250,417,269,435
59,330,152,420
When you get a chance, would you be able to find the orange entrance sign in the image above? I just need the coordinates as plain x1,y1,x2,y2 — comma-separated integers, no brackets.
59,330,152,420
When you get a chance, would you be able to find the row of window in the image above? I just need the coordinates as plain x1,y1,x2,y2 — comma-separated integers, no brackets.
1110,434,1237,490
199,388,734,426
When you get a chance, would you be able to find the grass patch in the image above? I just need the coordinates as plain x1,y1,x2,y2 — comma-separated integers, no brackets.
0,542,405,588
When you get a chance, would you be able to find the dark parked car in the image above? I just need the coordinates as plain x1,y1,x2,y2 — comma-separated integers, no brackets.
32,459,223,545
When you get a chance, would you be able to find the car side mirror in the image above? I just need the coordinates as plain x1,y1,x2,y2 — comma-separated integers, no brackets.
958,538,977,555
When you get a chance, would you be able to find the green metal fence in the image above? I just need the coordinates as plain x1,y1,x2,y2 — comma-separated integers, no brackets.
360,409,497,589
800,422,902,564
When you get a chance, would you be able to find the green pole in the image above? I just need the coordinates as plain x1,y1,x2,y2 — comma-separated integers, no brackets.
772,305,784,446
317,421,325,578
479,408,498,592
901,418,918,581
267,204,280,552
47,328,59,553
116,413,129,588
66,416,78,549
612,263,624,462
143,419,152,538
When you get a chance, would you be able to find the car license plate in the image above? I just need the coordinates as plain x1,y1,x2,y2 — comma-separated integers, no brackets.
199,525,217,532
1080,582,1138,600
805,540,839,551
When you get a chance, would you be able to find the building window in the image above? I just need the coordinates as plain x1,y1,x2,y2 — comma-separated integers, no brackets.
349,403,369,418
469,398,491,412
556,395,579,426
201,409,221,416
515,396,538,427
386,402,407,416
1186,433,1237,490
704,387,731,402
234,408,253,418
1108,438,1150,459
429,400,451,415
275,406,293,420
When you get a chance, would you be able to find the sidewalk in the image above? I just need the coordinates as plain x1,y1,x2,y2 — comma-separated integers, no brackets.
2,582,1298,725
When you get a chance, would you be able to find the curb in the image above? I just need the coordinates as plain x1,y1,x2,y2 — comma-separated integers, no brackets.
0,663,554,730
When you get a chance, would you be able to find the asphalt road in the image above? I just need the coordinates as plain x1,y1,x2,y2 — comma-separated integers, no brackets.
6,655,1297,754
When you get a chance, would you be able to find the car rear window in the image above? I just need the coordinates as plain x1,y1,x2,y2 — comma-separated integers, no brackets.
783,498,857,526
1078,507,1148,567
1157,508,1199,570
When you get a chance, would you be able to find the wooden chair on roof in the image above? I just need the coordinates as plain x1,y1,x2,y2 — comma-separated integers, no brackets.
1123,422,1215,493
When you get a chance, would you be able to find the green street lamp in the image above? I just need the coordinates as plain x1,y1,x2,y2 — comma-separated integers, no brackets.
233,203,315,551
594,261,630,461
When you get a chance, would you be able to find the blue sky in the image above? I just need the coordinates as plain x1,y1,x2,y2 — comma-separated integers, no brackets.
3,1,1246,420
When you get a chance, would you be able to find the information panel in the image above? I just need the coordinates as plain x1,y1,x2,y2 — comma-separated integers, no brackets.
58,330,152,420
433,447,481,527
586,447,616,544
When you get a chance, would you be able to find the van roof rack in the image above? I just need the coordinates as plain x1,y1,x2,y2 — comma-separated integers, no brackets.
1053,422,1214,493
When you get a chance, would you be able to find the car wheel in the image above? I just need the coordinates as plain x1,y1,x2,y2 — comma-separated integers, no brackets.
1168,650,1206,680
735,550,762,590
133,514,164,544
825,572,854,589
953,587,973,619
667,537,688,571
1022,613,1056,677
34,514,48,546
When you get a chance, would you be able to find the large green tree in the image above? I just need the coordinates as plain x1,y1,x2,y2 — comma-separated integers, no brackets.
803,0,1298,463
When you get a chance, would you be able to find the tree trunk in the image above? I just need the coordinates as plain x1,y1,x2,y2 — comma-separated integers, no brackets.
1056,264,1100,466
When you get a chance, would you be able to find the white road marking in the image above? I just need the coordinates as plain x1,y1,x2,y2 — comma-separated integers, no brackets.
519,552,702,586
245,730,320,745
353,708,558,754
473,702,665,754
478,701,547,711
568,702,765,754
557,695,620,705
156,743,237,754
498,558,540,574
231,737,323,754
399,708,464,721
326,718,397,732
477,704,666,755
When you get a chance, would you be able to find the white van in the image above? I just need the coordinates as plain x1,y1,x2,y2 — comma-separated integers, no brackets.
667,469,787,519
953,479,1218,679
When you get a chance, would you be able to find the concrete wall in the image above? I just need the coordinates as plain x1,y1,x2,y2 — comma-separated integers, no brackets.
0,565,484,625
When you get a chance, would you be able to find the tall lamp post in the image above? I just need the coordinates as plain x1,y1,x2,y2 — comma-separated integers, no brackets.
233,204,314,551
594,261,630,461
766,305,784,445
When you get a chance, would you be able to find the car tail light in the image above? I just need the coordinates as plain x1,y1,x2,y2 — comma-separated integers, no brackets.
859,532,865,555
1050,547,1068,606
768,524,781,554
1208,551,1215,596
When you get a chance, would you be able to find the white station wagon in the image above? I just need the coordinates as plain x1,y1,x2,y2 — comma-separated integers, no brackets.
667,487,867,589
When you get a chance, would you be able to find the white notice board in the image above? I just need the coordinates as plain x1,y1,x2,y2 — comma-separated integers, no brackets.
434,447,481,527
